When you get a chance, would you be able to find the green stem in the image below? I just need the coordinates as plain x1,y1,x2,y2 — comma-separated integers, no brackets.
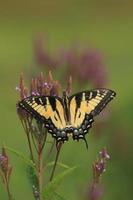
49,142,62,182
38,143,43,200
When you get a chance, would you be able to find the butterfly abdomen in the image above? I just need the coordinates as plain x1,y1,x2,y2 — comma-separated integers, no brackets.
62,93,70,123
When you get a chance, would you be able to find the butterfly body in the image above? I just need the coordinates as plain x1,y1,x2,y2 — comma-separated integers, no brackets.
19,89,116,144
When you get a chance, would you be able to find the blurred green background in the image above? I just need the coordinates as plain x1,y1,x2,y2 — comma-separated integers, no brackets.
0,0,133,199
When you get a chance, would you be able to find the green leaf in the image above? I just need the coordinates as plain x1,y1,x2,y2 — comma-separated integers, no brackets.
5,146,35,168
46,161,70,169
43,166,76,200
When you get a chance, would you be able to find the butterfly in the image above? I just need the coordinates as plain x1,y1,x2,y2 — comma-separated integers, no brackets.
18,88,116,147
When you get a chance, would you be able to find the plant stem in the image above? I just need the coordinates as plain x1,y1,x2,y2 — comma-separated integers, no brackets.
27,131,35,162
49,142,62,182
40,130,47,152
21,119,35,162
5,176,12,200
38,143,43,200
46,140,55,161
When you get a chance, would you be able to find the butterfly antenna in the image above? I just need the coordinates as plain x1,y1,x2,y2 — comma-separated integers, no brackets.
83,137,88,149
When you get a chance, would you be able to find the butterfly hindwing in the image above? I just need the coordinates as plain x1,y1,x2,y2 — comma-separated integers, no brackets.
19,96,68,141
69,89,116,139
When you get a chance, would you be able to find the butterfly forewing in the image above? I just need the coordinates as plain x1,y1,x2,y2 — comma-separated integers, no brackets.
87,89,116,116
19,96,67,140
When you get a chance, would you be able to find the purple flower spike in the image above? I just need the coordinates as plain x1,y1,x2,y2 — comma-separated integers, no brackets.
95,159,105,174
86,148,110,200
93,148,110,184
0,147,13,182
0,148,13,199
99,148,110,160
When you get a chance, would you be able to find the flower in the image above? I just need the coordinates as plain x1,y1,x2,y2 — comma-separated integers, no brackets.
0,147,12,178
99,148,110,160
34,35,107,88
0,147,13,199
94,159,105,178
16,71,63,100
93,148,110,183
85,148,110,200
63,48,107,87
34,35,59,69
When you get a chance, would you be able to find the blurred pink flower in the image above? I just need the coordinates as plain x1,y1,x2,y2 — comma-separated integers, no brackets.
34,36,60,69
34,35,107,88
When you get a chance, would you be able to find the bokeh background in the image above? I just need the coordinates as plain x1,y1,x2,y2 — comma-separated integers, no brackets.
0,0,133,199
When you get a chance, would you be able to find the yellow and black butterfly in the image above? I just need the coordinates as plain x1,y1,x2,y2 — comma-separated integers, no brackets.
19,89,116,147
